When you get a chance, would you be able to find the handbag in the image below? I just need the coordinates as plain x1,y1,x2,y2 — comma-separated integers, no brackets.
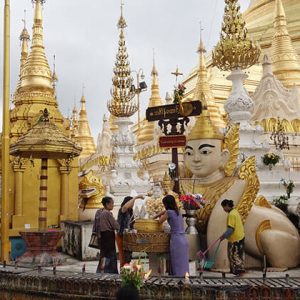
88,232,101,249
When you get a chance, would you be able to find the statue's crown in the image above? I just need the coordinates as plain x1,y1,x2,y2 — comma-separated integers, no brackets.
163,172,172,182
188,110,224,141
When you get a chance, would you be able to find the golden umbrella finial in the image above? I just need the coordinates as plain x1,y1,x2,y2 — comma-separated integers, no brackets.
107,0,137,117
212,0,260,71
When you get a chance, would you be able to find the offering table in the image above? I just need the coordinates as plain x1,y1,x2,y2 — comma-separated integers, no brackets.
123,231,170,276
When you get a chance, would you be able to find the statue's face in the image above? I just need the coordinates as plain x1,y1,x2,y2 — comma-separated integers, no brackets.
184,139,229,178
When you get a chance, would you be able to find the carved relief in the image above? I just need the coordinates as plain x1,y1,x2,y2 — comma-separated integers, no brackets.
11,156,28,171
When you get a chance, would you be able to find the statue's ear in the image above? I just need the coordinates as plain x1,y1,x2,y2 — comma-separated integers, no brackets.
221,149,230,167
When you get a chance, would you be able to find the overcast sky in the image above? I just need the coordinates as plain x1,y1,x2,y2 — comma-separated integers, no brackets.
0,0,250,140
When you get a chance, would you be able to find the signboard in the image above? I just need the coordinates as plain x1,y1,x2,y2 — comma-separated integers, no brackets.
159,135,186,148
146,100,202,122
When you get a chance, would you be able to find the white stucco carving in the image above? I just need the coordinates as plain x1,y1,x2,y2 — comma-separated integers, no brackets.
252,55,300,122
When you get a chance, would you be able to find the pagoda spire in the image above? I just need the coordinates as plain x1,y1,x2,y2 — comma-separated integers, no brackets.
138,54,162,144
194,29,213,102
16,15,30,90
71,102,78,138
76,91,96,158
193,34,225,128
11,0,66,142
107,2,136,117
52,54,58,91
149,51,162,107
19,13,30,72
20,0,53,90
271,0,300,88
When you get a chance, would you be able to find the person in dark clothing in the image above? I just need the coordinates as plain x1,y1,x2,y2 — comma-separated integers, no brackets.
95,196,120,274
116,194,144,267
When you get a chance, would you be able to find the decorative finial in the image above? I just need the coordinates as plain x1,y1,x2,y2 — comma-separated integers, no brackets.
118,0,127,29
81,85,86,105
151,49,158,76
22,10,27,28
171,66,183,84
199,21,203,42
107,2,136,117
20,9,30,42
153,48,155,66
198,22,205,53
52,54,58,86
212,0,260,71
31,0,46,5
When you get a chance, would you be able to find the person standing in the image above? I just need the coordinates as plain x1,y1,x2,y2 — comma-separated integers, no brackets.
116,195,144,267
156,195,189,276
220,199,245,275
95,196,120,274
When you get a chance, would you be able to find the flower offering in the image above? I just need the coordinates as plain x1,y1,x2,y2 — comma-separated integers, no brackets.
120,259,151,290
179,193,207,210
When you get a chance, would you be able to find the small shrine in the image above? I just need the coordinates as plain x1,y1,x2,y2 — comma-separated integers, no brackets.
10,109,81,265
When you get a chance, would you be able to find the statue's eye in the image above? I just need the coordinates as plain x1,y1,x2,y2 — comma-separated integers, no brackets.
185,150,193,156
200,149,211,155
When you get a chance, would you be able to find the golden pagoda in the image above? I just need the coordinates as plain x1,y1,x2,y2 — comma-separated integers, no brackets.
11,0,67,139
183,0,300,112
75,94,96,159
271,0,300,88
245,0,300,57
3,0,80,235
135,57,170,181
191,35,225,129
137,56,163,144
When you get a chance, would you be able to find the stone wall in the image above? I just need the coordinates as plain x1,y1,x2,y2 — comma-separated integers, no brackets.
0,267,300,300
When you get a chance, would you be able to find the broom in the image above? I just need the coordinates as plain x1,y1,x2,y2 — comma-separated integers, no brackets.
197,237,222,270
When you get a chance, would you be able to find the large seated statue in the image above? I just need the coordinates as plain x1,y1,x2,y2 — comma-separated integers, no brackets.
181,111,300,269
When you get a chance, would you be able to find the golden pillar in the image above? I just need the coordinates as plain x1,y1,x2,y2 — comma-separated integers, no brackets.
39,158,48,230
59,164,71,221
1,0,11,262
12,158,26,216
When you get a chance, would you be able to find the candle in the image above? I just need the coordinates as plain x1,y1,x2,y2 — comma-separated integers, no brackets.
184,272,190,284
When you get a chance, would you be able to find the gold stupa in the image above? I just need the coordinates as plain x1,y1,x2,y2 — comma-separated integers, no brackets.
137,57,163,145
183,0,300,110
245,0,300,56
192,36,225,129
270,0,300,88
75,94,96,159
3,0,80,235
